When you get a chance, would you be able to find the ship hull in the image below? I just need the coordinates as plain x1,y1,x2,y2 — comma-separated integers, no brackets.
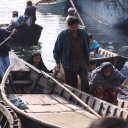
74,0,128,28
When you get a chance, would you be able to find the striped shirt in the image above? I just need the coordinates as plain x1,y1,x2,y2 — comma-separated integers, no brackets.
68,31,85,71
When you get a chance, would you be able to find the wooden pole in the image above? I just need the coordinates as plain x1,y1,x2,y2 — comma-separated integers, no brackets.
41,70,101,118
0,35,12,47
69,0,85,27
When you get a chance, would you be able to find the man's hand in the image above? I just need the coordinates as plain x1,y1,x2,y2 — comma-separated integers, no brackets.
53,64,60,78
54,64,60,72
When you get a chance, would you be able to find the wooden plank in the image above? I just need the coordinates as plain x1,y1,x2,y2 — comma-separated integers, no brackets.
28,111,95,128
56,104,72,111
17,94,58,105
27,104,67,113
123,101,128,108
105,105,115,117
66,104,82,111
39,94,58,104
100,103,110,117
118,100,124,108
93,99,102,114
17,94,44,105
113,108,122,117
51,94,68,104
27,103,83,113
120,111,128,120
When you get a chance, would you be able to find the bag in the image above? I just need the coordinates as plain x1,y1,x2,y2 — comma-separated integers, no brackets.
25,16,32,27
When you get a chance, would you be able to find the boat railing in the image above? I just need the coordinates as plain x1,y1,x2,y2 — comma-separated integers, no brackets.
98,48,118,58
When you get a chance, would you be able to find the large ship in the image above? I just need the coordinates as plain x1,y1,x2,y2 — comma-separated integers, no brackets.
74,0,128,28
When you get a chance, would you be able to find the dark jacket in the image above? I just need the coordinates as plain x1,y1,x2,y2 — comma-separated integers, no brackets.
53,28,89,69
0,29,11,57
24,5,36,24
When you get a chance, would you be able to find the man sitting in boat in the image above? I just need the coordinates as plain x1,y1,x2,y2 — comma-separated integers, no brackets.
7,11,25,31
24,1,36,26
89,62,128,104
10,11,19,25
27,52,52,73
7,11,19,31
88,34,101,58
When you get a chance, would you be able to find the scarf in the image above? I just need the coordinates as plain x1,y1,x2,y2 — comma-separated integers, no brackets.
89,62,126,91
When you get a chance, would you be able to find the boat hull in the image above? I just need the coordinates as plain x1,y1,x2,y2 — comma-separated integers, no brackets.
37,1,67,13
12,24,43,44
74,0,128,28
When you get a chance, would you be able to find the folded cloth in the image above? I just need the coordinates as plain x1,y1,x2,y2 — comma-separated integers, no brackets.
9,95,28,110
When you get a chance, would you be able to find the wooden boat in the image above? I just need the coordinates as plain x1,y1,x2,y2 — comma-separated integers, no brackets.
37,0,67,13
1,51,128,128
11,24,43,44
0,100,21,128
91,48,127,70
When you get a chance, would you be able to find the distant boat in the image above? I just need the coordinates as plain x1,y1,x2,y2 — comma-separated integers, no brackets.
74,0,128,28
0,23,43,44
37,0,67,13
12,24,43,44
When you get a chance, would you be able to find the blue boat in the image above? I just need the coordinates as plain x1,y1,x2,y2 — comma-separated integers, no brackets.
74,0,128,28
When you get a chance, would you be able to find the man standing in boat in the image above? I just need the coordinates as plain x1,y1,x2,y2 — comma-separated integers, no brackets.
53,16,90,93
24,1,36,25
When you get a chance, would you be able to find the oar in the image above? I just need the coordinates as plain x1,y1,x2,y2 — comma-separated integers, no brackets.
40,70,101,118
0,34,13,47
69,0,86,28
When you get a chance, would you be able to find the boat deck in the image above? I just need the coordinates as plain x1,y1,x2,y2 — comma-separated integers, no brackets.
10,94,96,128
